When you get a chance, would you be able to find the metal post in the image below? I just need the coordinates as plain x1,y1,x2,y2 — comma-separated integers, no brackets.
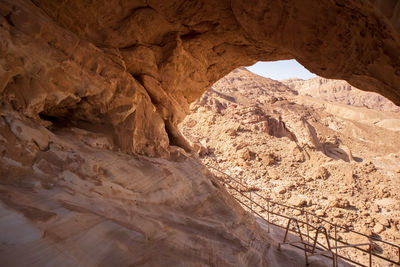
282,218,292,244
334,225,338,267
369,240,372,267
250,191,253,215
305,210,310,244
267,200,270,233
398,247,400,265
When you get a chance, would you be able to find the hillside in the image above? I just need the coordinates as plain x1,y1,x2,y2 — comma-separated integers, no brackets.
282,77,400,113
180,68,400,265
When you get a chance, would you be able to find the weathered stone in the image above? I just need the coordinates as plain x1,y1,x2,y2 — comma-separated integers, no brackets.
333,209,342,218
240,149,256,161
260,153,276,166
314,166,330,180
288,195,307,207
315,209,326,217
359,226,373,237
330,197,350,209
274,186,286,195
1,0,400,157
293,209,302,216
226,128,237,137
377,217,390,227
373,223,385,234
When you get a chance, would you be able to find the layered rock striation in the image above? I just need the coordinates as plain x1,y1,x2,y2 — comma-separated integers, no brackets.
1,0,400,156
283,77,400,112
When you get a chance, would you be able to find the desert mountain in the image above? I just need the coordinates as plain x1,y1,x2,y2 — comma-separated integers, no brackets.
180,68,400,265
282,77,400,113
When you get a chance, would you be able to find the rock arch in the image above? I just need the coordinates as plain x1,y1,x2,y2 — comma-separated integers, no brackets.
1,0,399,157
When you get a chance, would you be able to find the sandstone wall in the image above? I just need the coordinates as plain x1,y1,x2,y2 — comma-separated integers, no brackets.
1,0,400,157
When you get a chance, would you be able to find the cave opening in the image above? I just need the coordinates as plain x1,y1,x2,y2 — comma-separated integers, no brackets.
2,0,400,265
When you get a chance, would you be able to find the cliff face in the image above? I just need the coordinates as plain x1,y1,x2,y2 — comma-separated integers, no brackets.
1,0,400,157
283,77,400,112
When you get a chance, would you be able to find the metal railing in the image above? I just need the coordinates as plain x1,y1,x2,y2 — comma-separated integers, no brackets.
205,163,400,267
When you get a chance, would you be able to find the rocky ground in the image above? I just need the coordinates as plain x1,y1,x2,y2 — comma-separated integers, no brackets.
180,68,400,266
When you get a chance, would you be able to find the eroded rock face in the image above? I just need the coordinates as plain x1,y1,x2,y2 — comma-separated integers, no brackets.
283,77,400,112
0,108,277,266
1,0,400,157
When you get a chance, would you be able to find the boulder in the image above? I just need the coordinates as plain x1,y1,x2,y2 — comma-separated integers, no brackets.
288,195,307,207
373,223,385,234
274,186,286,195
330,197,350,209
240,149,257,161
314,166,330,180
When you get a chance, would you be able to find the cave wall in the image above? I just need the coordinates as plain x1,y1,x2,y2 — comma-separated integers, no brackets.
1,0,400,157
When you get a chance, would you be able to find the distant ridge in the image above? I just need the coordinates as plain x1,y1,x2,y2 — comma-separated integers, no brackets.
281,77,400,113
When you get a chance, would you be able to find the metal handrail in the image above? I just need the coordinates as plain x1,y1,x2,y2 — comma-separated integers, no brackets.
279,217,311,265
205,162,400,267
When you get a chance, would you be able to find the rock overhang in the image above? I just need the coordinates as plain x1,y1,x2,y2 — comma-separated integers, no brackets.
1,0,399,157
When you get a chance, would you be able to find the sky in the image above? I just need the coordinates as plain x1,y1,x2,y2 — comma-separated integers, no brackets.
245,60,316,81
